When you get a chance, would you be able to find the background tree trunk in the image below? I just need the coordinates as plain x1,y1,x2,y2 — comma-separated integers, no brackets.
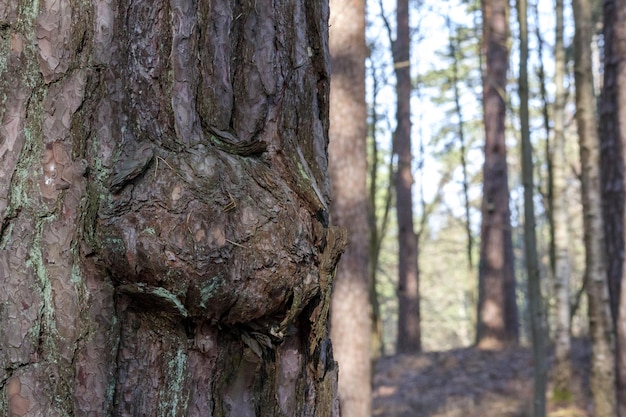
328,0,372,415
0,2,344,416
573,0,618,414
477,0,519,349
517,0,547,414
367,61,394,360
394,0,421,353
600,0,626,414
609,0,626,413
446,15,474,273
600,0,625,337
552,0,574,401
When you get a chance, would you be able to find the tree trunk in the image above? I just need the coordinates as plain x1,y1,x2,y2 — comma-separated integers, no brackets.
0,2,345,416
600,0,625,336
552,0,574,401
367,62,393,360
394,0,421,354
328,0,372,415
603,0,626,417
446,16,474,272
517,0,547,414
477,0,519,349
534,1,554,281
573,0,619,415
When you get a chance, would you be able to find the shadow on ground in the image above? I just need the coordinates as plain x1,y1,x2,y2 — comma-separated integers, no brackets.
373,338,592,417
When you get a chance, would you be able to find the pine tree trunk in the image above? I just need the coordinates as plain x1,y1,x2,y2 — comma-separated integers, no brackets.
573,0,618,414
0,2,344,416
394,0,421,353
328,0,372,415
552,0,574,401
477,0,519,349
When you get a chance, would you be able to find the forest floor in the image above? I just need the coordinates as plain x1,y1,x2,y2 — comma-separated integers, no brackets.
373,338,593,417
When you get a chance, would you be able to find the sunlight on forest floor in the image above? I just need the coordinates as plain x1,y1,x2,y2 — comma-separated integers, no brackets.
373,339,591,417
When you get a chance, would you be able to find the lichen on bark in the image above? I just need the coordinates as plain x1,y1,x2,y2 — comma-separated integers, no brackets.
0,0,343,416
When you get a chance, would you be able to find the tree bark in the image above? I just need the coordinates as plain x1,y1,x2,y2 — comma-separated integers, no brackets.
600,0,625,335
477,0,519,349
328,0,372,415
517,0,547,414
552,0,574,401
573,0,619,415
0,2,345,416
394,0,421,353
603,0,626,417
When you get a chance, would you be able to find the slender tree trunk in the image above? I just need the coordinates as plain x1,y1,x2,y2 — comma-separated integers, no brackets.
368,63,383,361
600,1,624,415
534,1,555,280
552,0,574,401
573,0,619,415
328,0,372,415
477,0,519,349
0,2,344,416
600,0,625,334
394,0,421,353
367,62,394,360
447,16,474,272
602,0,626,417
518,0,547,414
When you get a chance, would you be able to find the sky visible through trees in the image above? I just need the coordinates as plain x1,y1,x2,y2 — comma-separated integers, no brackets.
368,0,573,217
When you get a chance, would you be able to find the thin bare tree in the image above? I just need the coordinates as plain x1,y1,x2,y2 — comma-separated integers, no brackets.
518,0,547,414
573,0,618,414
552,0,574,401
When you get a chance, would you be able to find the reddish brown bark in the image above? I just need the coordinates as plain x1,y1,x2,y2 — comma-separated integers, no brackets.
0,1,343,416
477,0,519,348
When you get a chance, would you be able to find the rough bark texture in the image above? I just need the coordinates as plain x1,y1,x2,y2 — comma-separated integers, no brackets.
0,1,345,416
573,0,619,414
394,0,421,354
328,0,372,416
552,0,574,400
477,0,519,349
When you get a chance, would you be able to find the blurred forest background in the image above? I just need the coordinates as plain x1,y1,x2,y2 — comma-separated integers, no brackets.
367,0,579,356
328,0,626,415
